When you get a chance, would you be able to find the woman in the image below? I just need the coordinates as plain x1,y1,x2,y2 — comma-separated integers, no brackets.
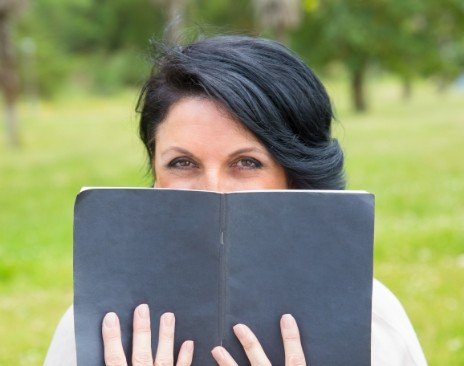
44,35,427,366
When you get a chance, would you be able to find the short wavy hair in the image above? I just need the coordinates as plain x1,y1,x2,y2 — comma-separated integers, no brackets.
137,35,345,190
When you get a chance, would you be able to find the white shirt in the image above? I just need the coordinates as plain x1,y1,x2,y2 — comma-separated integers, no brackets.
43,279,427,365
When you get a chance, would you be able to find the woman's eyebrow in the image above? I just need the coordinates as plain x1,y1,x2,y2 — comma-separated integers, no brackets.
228,147,266,157
160,147,195,158
160,146,267,159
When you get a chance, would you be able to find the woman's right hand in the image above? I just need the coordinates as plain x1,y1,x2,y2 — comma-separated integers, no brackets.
102,304,194,366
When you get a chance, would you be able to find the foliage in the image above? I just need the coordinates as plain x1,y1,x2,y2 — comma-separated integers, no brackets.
188,0,254,34
420,0,464,81
292,0,464,110
7,0,464,103
15,0,166,96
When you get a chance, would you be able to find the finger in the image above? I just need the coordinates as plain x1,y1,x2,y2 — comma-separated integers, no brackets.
176,340,194,366
132,304,153,366
211,346,238,366
281,314,306,366
233,324,271,366
154,312,175,366
102,312,128,366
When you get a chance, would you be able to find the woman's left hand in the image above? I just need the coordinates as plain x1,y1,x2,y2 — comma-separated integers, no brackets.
211,313,306,366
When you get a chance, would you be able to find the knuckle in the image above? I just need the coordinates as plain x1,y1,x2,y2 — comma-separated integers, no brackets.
154,357,174,366
283,332,300,342
241,338,256,352
132,351,153,365
288,355,306,366
104,332,121,341
158,338,175,350
105,353,127,366
160,325,175,338
134,324,151,334
134,328,151,339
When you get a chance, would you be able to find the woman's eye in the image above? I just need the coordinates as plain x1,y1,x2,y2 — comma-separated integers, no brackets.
234,158,263,170
168,158,197,169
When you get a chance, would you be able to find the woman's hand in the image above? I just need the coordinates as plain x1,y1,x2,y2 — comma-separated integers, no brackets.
102,304,194,366
102,304,307,366
211,314,306,366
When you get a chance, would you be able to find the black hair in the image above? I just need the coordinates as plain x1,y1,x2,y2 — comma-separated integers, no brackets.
137,35,345,189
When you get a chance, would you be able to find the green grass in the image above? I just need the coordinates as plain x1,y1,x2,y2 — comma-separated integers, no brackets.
1,80,463,365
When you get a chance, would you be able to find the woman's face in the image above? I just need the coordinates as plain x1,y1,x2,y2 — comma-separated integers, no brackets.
153,97,288,192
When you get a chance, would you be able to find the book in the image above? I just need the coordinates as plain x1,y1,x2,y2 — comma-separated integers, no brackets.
73,188,375,365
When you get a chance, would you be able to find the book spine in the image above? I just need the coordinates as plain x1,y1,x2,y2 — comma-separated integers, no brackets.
218,194,227,346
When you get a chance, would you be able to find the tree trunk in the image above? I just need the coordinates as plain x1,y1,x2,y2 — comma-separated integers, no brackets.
151,0,186,43
351,66,366,112
402,77,412,101
4,101,18,145
253,0,301,45
274,22,289,44
0,11,20,146
165,0,186,44
435,77,450,93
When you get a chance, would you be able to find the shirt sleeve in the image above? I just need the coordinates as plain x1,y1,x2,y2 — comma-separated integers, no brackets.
43,305,77,366
371,279,428,366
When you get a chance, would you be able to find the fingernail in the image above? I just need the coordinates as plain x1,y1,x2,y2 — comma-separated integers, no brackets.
233,324,246,338
104,312,117,328
282,314,295,329
163,312,174,326
184,340,194,352
138,304,149,319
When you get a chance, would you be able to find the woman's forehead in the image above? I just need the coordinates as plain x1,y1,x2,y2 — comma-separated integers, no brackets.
154,97,261,148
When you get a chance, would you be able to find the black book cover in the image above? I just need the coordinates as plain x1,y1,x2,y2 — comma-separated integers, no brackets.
73,188,375,365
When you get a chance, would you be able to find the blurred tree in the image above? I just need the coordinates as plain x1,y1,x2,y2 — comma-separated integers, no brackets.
421,0,464,89
152,0,188,43
378,0,464,98
15,0,166,94
295,0,411,111
294,0,464,111
9,0,463,102
189,0,254,33
29,0,165,53
0,0,26,146
252,0,302,44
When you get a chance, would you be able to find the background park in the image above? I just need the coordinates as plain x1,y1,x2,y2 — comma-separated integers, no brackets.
0,0,463,365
